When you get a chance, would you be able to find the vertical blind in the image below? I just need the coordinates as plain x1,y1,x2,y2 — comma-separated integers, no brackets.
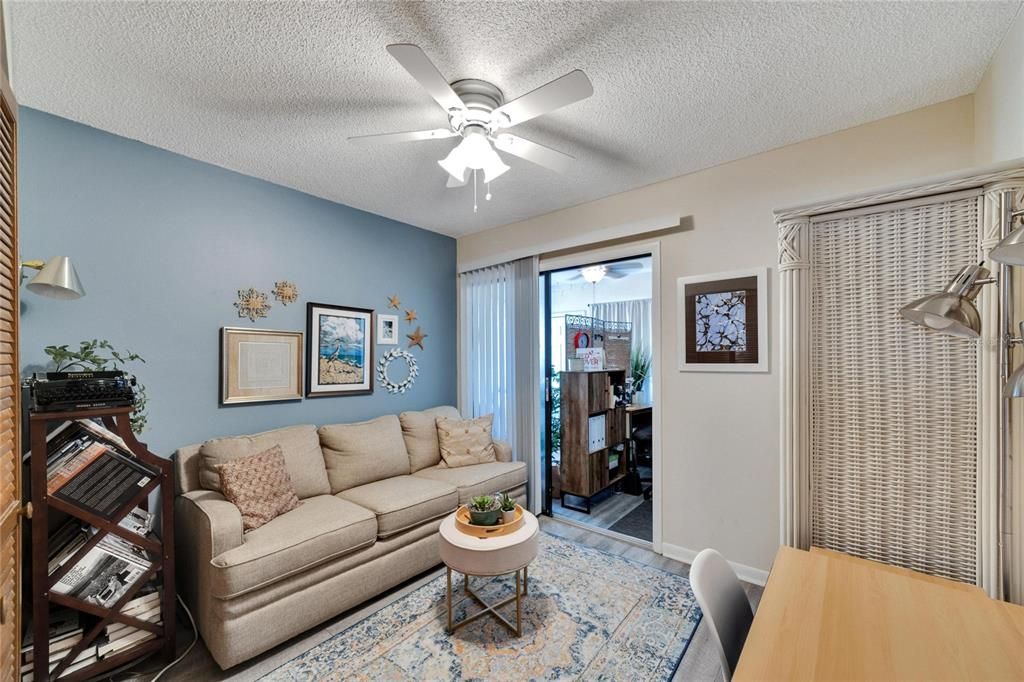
810,193,981,582
458,258,539,505
590,298,653,402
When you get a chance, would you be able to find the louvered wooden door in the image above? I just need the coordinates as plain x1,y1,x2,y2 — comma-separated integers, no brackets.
0,65,20,682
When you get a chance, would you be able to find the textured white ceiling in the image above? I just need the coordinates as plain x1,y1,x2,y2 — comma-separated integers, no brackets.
8,1,1020,237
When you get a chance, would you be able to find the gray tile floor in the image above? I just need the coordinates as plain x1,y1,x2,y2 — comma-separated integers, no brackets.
118,517,762,682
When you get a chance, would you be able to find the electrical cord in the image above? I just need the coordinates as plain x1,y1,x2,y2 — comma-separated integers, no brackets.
150,594,197,682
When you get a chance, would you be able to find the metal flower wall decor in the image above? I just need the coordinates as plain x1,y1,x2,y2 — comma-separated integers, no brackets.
234,288,271,322
273,280,299,305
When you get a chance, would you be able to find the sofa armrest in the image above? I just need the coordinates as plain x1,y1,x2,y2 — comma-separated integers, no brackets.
175,490,243,621
493,439,513,463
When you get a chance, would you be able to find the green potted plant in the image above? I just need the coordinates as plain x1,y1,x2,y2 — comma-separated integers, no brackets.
468,495,500,526
498,492,516,524
630,349,651,404
43,339,149,434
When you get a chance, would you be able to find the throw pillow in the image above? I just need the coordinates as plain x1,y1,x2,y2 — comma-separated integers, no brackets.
435,414,497,468
216,445,301,532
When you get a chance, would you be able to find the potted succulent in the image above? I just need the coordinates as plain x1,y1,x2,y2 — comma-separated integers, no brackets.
468,495,500,526
498,492,517,524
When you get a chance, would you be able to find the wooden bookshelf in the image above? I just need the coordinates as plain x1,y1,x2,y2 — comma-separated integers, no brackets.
558,370,628,513
26,406,175,681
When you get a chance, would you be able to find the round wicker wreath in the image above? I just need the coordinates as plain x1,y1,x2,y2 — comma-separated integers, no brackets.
376,348,419,394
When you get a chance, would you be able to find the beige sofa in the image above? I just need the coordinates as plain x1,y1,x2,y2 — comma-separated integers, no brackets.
173,406,527,669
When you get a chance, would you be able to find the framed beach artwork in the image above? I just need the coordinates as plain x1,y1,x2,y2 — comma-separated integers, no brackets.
677,267,767,372
306,303,374,397
377,314,399,345
220,327,303,405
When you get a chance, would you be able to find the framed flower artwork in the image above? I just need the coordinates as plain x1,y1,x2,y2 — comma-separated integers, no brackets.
677,267,767,372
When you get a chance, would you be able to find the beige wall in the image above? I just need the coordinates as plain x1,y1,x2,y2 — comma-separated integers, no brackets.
975,6,1024,164
458,95,976,572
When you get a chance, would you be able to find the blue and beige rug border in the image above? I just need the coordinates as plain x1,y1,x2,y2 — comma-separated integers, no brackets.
264,529,703,681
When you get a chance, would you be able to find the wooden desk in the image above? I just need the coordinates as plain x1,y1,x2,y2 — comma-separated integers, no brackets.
734,546,1024,681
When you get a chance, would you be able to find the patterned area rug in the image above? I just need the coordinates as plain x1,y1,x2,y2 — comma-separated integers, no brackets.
265,532,701,681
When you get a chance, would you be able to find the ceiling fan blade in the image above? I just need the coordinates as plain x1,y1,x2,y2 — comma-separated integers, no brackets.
608,262,643,272
605,270,629,279
492,70,593,128
348,128,457,145
386,44,465,113
446,173,468,188
493,134,574,173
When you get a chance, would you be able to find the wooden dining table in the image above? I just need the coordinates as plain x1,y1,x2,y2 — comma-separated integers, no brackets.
733,546,1024,681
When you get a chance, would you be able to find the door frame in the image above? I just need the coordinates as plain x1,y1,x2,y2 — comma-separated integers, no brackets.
540,240,663,553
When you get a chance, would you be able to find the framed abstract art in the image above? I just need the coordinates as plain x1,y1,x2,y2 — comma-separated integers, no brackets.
677,267,767,372
306,302,374,397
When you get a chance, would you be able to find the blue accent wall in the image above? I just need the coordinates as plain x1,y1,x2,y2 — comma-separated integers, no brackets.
19,108,457,455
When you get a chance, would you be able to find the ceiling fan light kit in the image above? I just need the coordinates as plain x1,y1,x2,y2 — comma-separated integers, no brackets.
349,44,593,213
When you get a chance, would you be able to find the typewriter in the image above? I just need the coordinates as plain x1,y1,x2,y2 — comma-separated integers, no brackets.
30,371,136,412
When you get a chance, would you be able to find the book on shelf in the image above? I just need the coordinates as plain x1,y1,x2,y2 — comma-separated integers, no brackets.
43,419,158,519
20,608,79,650
50,533,152,608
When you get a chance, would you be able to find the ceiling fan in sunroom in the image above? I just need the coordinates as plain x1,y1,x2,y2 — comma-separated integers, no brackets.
349,44,593,211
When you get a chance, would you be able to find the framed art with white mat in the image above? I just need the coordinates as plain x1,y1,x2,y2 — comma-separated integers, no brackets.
677,267,767,372
221,327,303,404
306,302,374,397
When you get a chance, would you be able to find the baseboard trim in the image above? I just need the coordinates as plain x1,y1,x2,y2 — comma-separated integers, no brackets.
662,542,769,586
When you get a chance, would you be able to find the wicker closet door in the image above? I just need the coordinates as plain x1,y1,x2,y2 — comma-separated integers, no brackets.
0,71,19,682
810,193,981,583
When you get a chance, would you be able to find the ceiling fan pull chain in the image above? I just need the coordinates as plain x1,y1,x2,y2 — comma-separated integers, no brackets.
473,169,478,213
486,182,492,201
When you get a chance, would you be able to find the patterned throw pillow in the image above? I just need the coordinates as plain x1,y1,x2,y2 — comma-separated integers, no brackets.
216,445,301,532
435,414,497,468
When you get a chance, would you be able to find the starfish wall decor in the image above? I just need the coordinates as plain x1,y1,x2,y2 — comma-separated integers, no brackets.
404,309,417,323
387,295,401,309
407,326,428,350
234,288,271,322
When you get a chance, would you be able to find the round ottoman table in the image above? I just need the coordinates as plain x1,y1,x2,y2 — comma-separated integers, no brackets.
438,508,539,636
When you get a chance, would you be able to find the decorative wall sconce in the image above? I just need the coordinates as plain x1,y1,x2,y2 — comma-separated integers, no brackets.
20,256,85,300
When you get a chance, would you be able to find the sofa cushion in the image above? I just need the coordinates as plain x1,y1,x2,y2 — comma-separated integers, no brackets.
412,461,528,504
319,415,410,493
200,424,330,499
338,475,458,538
436,414,497,468
399,406,461,472
216,445,300,532
209,495,376,599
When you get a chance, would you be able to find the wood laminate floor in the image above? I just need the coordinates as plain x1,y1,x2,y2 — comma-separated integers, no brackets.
116,517,762,682
552,490,647,534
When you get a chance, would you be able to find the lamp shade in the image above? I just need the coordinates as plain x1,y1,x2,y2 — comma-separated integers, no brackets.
26,256,85,300
899,264,986,339
989,224,1024,265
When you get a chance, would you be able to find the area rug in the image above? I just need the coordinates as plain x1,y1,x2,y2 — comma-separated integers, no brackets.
264,532,701,681
608,499,653,542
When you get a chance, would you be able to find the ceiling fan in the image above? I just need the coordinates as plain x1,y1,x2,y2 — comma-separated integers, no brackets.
573,262,644,283
349,44,593,207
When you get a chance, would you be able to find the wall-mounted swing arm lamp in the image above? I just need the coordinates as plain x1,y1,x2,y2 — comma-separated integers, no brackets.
899,191,1023,601
20,256,85,300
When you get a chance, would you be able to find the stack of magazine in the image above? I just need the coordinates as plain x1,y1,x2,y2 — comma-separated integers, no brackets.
48,506,155,609
43,419,159,520
20,591,162,681
19,608,89,680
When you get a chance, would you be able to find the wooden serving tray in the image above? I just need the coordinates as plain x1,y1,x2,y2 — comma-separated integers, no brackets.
455,504,525,537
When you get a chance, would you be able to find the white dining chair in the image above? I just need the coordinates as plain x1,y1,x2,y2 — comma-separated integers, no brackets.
691,548,754,682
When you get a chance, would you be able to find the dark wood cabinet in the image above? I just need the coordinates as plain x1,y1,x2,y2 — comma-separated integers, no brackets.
558,370,627,513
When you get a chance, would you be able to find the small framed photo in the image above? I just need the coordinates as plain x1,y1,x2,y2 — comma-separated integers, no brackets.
377,314,399,345
221,327,303,405
678,267,768,372
306,302,374,397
